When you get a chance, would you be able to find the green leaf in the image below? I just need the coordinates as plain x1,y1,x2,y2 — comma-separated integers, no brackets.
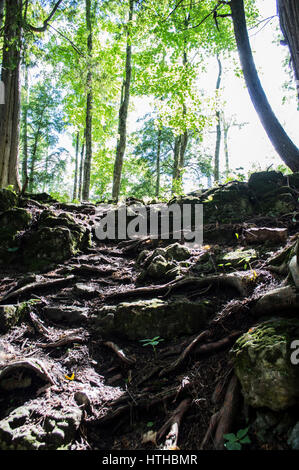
240,436,251,444
224,441,242,450
223,433,237,442
236,427,249,439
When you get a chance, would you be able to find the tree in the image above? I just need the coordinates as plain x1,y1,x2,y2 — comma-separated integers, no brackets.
0,0,64,191
214,55,222,184
228,0,299,171
112,0,134,201
277,0,299,101
82,0,93,201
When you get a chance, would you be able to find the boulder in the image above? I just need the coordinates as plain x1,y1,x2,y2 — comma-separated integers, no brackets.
231,318,299,411
248,171,284,196
0,188,18,212
22,210,91,271
94,297,213,340
43,305,89,324
0,404,82,450
0,303,28,333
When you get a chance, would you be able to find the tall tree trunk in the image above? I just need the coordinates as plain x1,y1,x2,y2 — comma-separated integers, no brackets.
214,55,222,184
78,137,85,202
277,0,299,101
172,135,181,193
0,0,22,190
172,47,189,192
82,0,93,201
223,117,230,178
230,0,299,172
0,0,4,32
155,128,162,198
21,61,29,189
112,0,134,201
73,132,79,201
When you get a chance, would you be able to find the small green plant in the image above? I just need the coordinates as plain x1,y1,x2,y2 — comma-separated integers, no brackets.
139,336,164,357
223,427,251,450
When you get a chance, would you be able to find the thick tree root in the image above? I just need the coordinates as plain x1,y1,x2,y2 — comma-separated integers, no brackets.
200,375,241,450
157,398,192,450
0,275,75,303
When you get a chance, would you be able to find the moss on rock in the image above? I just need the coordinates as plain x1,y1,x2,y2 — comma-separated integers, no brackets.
231,318,299,411
96,297,213,340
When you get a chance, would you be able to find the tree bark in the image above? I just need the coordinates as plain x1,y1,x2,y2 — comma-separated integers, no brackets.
21,61,29,189
112,0,134,201
277,0,299,101
214,55,222,184
155,128,162,198
73,132,79,200
230,0,299,172
0,0,22,190
78,134,85,202
0,0,4,31
82,0,93,201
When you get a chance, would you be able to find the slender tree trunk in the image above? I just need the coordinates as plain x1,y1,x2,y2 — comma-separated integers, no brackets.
0,0,4,32
73,132,79,201
223,119,230,178
172,48,189,192
230,0,299,172
82,0,93,201
21,61,29,189
112,0,134,201
155,128,162,198
214,55,222,184
0,0,22,190
277,0,299,101
78,138,85,202
172,135,181,193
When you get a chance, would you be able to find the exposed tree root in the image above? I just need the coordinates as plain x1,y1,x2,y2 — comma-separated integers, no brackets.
157,398,192,450
200,375,241,450
0,275,75,303
159,330,211,377
106,272,249,302
38,334,88,349
103,341,136,366
194,331,242,356
0,358,56,388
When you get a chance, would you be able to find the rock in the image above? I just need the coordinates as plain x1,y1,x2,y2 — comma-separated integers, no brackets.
74,283,99,298
20,209,91,271
0,403,82,450
43,305,89,324
147,255,176,279
231,318,299,411
252,410,296,445
253,286,299,316
248,171,285,196
0,208,32,243
0,303,28,333
258,187,296,216
244,227,288,245
219,248,257,268
165,243,191,261
95,297,213,340
203,183,253,223
0,188,18,212
288,422,299,450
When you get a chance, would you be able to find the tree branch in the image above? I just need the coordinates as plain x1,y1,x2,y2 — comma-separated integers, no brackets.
48,24,85,57
27,0,64,33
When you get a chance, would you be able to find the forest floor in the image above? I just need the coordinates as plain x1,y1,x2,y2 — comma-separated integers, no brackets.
0,198,298,451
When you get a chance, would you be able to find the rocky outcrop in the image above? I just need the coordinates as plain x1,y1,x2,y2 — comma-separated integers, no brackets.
231,318,299,411
95,297,213,340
